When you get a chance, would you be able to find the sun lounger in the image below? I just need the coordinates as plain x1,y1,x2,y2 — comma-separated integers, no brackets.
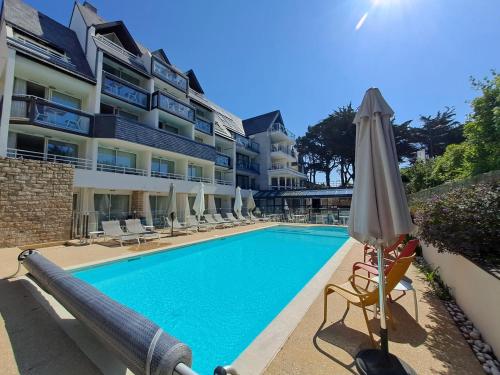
165,217,197,234
205,214,232,228
250,212,270,222
125,219,160,241
102,220,140,246
213,213,236,226
226,212,247,225
187,216,213,232
236,212,253,224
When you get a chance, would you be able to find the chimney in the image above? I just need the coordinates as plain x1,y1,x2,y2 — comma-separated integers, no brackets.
83,1,97,14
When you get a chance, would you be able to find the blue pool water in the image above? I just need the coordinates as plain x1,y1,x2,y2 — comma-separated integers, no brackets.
73,225,348,374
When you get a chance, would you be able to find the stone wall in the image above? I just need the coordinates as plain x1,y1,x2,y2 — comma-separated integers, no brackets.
0,157,74,247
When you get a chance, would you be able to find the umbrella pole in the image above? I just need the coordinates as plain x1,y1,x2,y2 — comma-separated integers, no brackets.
170,212,174,238
377,244,389,355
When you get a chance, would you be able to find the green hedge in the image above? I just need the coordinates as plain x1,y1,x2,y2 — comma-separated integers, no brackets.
413,182,500,267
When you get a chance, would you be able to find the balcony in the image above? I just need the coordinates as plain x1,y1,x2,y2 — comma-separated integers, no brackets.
215,153,231,168
94,34,146,72
7,34,76,70
214,178,233,186
188,176,213,184
94,115,216,161
269,122,295,142
96,163,147,176
237,161,260,174
152,91,195,123
271,143,296,160
150,170,185,180
10,95,93,135
7,148,92,169
269,163,307,178
195,117,213,135
102,72,149,109
151,58,188,92
234,134,260,153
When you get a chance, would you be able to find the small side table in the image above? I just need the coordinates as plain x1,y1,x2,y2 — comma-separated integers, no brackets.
89,230,105,244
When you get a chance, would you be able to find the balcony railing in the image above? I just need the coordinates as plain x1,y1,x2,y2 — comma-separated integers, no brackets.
236,161,260,174
151,170,185,180
152,91,195,123
102,72,149,109
7,34,75,69
94,34,145,70
96,163,147,176
214,178,233,186
7,148,93,169
271,143,296,157
234,134,260,153
10,95,93,135
188,176,213,183
151,58,188,92
195,117,213,135
215,153,231,168
269,122,295,140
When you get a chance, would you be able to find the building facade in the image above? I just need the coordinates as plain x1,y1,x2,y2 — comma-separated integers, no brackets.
0,0,306,230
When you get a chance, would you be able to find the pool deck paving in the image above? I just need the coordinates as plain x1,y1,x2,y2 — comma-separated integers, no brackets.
0,223,483,374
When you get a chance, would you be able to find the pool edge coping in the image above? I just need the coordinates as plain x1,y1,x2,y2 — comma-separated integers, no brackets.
232,237,356,375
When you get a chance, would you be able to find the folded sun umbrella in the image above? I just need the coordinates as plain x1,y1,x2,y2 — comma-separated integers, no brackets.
247,189,256,214
349,88,414,375
193,183,206,226
234,186,243,217
165,183,177,237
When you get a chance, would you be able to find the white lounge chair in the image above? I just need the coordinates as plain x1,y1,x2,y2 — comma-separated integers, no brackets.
250,212,270,222
187,216,213,232
235,212,253,224
213,213,236,226
205,214,232,228
125,219,160,241
165,217,197,234
101,220,140,246
226,212,247,225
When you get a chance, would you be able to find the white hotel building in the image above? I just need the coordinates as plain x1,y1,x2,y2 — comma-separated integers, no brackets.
0,0,306,227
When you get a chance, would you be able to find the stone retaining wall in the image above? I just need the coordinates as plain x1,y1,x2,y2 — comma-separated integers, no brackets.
0,157,74,247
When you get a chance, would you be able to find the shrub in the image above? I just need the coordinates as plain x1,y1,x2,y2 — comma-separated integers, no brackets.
413,182,500,267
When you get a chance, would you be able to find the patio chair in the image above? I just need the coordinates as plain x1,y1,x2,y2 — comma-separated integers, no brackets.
323,254,416,347
125,219,160,241
353,239,420,322
226,212,247,225
213,213,235,226
205,214,232,228
363,234,405,263
101,220,140,246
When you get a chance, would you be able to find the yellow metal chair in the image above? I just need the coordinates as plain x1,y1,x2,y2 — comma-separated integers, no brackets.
323,254,415,347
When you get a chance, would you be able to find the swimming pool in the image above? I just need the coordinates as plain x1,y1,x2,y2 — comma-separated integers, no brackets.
73,225,349,374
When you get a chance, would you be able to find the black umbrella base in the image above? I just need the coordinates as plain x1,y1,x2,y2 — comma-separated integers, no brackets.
355,349,416,375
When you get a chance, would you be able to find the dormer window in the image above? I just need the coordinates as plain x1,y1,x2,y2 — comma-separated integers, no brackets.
11,32,73,67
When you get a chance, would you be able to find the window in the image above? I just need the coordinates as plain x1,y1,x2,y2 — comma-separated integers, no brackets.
149,195,168,225
26,81,46,98
47,140,78,158
51,91,81,109
159,122,179,134
188,164,202,178
215,170,223,180
236,174,249,189
94,194,130,222
97,147,136,168
103,62,140,86
151,157,175,176
236,153,249,168
16,133,44,155
117,109,139,121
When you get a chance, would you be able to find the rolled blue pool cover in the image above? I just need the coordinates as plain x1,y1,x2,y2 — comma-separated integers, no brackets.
23,252,192,375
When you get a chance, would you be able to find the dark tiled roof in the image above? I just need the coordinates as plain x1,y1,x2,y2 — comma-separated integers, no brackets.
254,188,353,199
4,0,95,81
186,69,204,94
243,110,281,135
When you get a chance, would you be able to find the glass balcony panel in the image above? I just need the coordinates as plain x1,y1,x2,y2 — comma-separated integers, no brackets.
195,117,213,134
152,59,188,91
215,153,231,168
10,96,91,135
234,134,260,153
156,92,195,122
102,74,148,108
